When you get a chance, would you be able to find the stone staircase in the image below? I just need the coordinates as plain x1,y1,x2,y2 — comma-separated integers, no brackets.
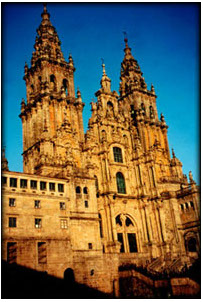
147,256,184,274
147,256,163,272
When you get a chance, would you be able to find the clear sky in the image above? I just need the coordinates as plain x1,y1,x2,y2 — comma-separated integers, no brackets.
2,3,200,183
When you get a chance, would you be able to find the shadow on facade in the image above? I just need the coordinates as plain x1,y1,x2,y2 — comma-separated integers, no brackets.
1,261,111,299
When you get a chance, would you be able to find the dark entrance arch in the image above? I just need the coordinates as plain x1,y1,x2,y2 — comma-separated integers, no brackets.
187,238,197,252
64,268,75,284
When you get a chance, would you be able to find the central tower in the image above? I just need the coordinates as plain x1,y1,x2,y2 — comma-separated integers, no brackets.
20,5,84,177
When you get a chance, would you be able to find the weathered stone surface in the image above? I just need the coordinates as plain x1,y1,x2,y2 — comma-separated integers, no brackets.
2,4,200,297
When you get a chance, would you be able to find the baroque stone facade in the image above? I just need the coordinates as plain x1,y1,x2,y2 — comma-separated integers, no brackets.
2,5,200,296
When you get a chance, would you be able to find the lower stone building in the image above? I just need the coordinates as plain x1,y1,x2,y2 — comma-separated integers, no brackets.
2,5,200,297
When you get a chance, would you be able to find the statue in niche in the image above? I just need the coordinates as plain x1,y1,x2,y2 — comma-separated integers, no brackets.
101,130,107,142
106,101,114,119
189,171,195,184
91,101,97,112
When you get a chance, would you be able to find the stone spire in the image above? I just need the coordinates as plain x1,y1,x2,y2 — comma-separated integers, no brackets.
29,4,66,69
119,35,148,96
2,147,9,171
100,59,111,93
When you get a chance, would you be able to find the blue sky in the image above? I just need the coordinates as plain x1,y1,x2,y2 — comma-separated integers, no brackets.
2,3,200,183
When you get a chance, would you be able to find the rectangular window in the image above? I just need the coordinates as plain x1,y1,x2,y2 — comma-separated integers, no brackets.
60,219,67,229
113,147,123,163
30,180,37,189
128,233,138,253
38,242,47,264
58,184,64,192
34,200,41,209
20,179,27,188
2,176,7,185
35,218,42,228
60,202,66,210
9,198,16,207
85,200,88,208
10,178,17,188
88,243,93,249
9,217,17,228
117,233,124,253
40,181,46,191
49,182,55,191
7,242,17,264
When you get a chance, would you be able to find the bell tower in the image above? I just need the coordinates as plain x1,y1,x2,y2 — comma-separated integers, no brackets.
20,5,85,176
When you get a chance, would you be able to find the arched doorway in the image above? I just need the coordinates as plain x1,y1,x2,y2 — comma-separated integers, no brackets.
187,238,197,252
115,214,138,253
64,268,75,284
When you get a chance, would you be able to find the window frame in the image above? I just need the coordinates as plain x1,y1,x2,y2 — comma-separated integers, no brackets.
9,198,16,207
9,217,17,228
10,178,17,188
34,200,41,209
35,218,42,229
2,176,7,185
60,202,66,210
113,147,123,163
58,183,64,193
20,179,27,189
40,181,46,191
49,182,55,192
116,172,126,194
30,180,37,190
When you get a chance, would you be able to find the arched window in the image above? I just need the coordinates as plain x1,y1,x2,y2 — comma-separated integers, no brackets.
113,147,123,163
98,213,103,238
185,202,189,210
30,84,34,93
115,214,138,253
141,103,146,116
76,186,81,198
149,106,154,118
190,201,195,210
50,74,56,91
187,238,197,252
180,204,184,211
63,79,68,95
116,172,126,194
106,101,114,118
83,187,88,194
76,186,81,193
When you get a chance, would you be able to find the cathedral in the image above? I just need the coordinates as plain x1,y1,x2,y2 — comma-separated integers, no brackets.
2,5,200,297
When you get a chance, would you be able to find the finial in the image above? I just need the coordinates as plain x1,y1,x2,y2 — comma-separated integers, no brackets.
123,31,128,46
43,3,47,13
77,87,81,98
172,148,175,158
101,58,106,75
160,113,165,122
189,171,195,184
41,3,50,20
151,83,155,93
68,53,74,67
